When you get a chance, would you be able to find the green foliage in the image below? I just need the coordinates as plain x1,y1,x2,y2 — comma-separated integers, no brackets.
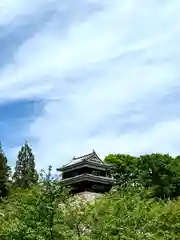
138,153,175,199
13,142,38,188
87,186,180,239
0,142,11,198
2,184,180,239
0,166,69,240
105,153,180,199
1,142,180,239
0,157,7,198
105,154,139,185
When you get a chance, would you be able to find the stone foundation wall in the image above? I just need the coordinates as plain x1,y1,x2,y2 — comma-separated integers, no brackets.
76,191,102,202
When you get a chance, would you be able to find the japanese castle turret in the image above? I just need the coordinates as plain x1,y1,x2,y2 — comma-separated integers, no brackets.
57,150,115,195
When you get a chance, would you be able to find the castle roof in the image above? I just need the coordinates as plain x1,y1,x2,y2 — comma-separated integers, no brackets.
57,150,111,172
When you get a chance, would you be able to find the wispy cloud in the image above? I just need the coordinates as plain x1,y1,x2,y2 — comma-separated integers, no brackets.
0,0,180,170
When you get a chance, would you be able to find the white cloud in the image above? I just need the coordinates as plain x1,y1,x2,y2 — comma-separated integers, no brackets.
1,0,180,170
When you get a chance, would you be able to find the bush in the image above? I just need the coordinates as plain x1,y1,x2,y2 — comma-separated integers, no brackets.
1,185,180,239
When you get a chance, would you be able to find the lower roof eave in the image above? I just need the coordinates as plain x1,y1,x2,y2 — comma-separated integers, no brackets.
60,173,115,186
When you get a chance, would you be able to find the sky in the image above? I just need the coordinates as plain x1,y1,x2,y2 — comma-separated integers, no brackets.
1,0,180,172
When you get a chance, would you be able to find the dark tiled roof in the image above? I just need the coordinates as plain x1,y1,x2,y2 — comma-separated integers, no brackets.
62,150,103,168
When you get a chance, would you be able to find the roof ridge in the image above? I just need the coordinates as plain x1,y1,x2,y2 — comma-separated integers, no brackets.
58,150,103,169
89,151,104,163
86,153,102,162
73,151,94,160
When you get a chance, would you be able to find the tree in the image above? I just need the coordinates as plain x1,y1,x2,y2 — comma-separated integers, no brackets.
86,186,180,239
137,153,174,199
0,143,11,198
13,142,38,188
0,166,69,240
169,155,180,198
105,153,180,199
104,154,139,185
2,182,180,239
0,153,7,199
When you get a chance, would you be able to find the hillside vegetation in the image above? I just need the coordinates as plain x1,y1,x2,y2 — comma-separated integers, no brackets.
1,142,180,239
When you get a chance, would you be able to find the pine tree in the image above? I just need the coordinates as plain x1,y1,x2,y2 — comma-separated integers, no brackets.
0,142,10,198
13,142,38,188
0,152,6,198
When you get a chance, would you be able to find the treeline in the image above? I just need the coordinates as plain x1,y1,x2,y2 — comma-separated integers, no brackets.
0,142,38,198
2,182,180,239
105,153,180,199
1,145,180,200
2,147,180,239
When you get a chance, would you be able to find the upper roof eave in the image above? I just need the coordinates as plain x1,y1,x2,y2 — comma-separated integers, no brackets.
57,150,109,171
57,159,113,172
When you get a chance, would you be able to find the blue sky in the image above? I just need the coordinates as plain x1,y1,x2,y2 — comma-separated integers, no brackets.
1,0,180,171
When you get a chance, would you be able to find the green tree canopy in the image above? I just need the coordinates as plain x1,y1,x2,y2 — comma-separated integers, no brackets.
0,142,11,198
105,153,180,199
13,142,38,188
2,185,180,239
104,154,139,185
